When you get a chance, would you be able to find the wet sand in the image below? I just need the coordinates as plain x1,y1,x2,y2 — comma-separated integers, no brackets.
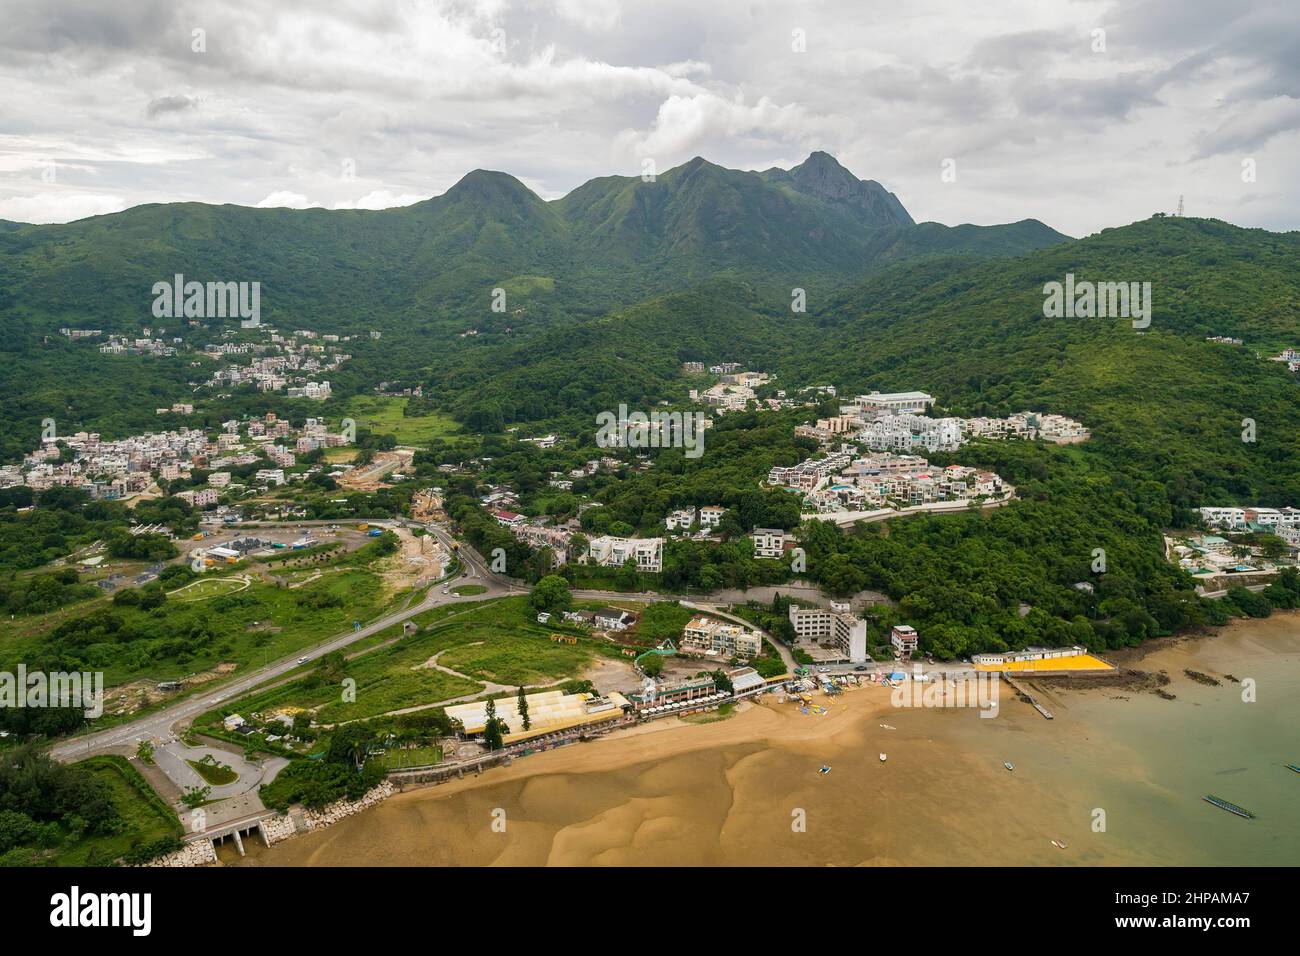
236,615,1300,867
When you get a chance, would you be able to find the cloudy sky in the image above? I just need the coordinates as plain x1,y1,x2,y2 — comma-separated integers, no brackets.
1,0,1297,236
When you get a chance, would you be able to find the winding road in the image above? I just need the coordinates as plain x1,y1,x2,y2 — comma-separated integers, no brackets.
48,520,806,761
49,526,518,762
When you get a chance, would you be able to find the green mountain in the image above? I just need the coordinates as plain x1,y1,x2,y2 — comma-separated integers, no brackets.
0,151,1075,459
0,152,1066,338
435,216,1300,503
432,215,1300,662
758,150,914,226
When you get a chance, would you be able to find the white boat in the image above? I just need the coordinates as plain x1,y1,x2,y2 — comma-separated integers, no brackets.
879,753,887,762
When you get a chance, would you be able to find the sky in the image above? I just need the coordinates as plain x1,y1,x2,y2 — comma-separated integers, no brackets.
0,0,1297,236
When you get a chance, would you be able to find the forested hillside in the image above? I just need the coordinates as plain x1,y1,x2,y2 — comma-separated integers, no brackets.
0,152,1068,462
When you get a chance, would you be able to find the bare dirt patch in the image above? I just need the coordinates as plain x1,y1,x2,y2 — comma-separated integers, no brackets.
579,656,643,694
375,527,442,594
105,663,239,716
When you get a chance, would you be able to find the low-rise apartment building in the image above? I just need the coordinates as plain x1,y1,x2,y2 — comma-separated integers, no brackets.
751,528,787,559
584,535,664,573
681,615,763,659
890,624,919,658
787,604,868,663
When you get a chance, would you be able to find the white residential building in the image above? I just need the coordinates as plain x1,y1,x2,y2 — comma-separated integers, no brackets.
1199,506,1300,531
891,624,919,657
584,535,664,573
665,507,697,531
864,414,964,454
851,391,935,414
751,528,787,559
786,604,868,663
698,505,726,528
682,616,763,658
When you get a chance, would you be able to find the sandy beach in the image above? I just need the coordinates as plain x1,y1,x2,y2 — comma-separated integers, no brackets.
233,614,1300,867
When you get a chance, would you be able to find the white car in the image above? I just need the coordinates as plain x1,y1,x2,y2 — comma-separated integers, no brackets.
297,657,309,665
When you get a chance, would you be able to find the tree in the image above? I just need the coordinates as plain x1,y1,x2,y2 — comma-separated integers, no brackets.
483,697,504,751
327,724,374,770
641,653,665,677
530,574,571,614
180,785,211,809
517,686,531,731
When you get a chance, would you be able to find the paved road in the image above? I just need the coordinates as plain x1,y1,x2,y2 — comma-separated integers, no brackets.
49,527,514,762
46,519,830,761
152,740,286,801
571,587,799,673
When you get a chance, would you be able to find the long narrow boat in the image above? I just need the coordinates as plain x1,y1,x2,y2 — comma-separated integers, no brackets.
1203,794,1255,819
1287,764,1300,774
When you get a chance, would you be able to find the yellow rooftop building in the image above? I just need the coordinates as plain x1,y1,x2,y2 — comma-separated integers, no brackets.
444,689,630,744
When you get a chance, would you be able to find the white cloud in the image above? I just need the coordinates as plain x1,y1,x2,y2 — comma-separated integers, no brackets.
553,0,622,32
0,191,127,223
0,0,1296,233
1193,96,1300,158
616,93,813,159
332,189,426,210
255,191,312,208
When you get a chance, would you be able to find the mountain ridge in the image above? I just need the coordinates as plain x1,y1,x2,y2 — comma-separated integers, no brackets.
0,152,1071,337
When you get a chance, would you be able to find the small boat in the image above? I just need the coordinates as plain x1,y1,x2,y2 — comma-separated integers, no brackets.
1051,840,1068,849
1004,762,1014,771
1287,764,1300,774
879,723,896,730
818,765,831,775
1203,794,1255,819
879,753,887,762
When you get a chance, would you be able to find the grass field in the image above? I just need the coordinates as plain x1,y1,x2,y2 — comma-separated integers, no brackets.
450,583,487,595
167,576,248,600
367,745,443,770
343,395,462,444
197,597,610,728
0,567,399,722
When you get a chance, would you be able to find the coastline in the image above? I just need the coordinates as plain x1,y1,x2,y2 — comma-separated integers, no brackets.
1102,610,1296,669
233,612,1300,866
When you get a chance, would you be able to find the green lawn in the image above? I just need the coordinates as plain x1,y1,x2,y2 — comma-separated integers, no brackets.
436,631,591,686
343,395,462,444
450,583,487,596
0,569,390,693
196,597,606,728
167,576,247,600
367,745,443,770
